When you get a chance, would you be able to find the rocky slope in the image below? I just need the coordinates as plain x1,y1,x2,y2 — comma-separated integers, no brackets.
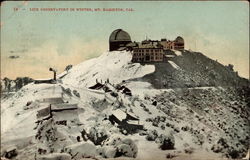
134,50,248,89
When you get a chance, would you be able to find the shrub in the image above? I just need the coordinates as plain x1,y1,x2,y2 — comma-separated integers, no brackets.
101,135,138,158
227,149,239,159
87,127,108,145
157,134,175,150
65,65,73,72
73,90,80,98
146,130,158,141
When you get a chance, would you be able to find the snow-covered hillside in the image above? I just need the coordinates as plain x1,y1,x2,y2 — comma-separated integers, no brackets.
61,51,155,87
1,50,249,160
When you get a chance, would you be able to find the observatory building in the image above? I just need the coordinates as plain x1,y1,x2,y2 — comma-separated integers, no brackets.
173,36,184,50
109,29,132,51
108,29,185,63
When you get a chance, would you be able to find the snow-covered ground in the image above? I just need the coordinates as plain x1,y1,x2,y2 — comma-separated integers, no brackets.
61,51,155,87
1,51,249,160
173,50,182,56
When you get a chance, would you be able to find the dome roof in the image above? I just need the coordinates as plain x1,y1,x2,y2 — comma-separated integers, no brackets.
109,29,131,42
175,36,184,43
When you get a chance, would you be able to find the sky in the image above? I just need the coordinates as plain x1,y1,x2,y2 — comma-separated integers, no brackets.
1,1,249,79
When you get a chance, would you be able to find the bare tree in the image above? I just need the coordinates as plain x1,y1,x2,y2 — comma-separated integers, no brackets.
65,65,73,73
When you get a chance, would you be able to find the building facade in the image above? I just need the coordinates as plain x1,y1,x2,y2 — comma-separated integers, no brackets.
159,36,184,50
132,40,164,62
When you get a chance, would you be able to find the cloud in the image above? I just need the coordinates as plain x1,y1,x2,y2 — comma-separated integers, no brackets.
9,49,28,54
8,55,20,59
1,36,107,79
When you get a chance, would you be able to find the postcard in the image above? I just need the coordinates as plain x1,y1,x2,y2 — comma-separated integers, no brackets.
1,1,249,160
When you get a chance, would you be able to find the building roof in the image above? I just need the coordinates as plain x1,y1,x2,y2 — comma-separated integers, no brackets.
38,97,64,104
137,41,163,49
5,146,17,152
89,82,104,90
111,109,127,121
111,109,139,121
51,103,78,111
126,42,138,47
109,29,131,42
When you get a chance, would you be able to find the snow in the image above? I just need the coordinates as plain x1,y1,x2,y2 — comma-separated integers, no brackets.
111,109,127,121
37,153,71,160
127,120,139,125
1,50,249,160
61,51,155,87
1,83,65,144
165,55,175,58
169,61,181,70
64,142,97,158
174,50,182,56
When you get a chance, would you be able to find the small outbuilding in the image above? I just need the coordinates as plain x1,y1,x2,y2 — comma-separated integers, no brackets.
116,85,132,96
36,98,79,126
109,109,143,133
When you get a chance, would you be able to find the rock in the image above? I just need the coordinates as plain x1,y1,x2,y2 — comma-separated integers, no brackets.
166,152,177,159
184,147,194,154
143,107,149,112
161,124,165,130
62,88,72,96
152,101,157,106
26,101,32,106
98,146,116,158
139,130,147,136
